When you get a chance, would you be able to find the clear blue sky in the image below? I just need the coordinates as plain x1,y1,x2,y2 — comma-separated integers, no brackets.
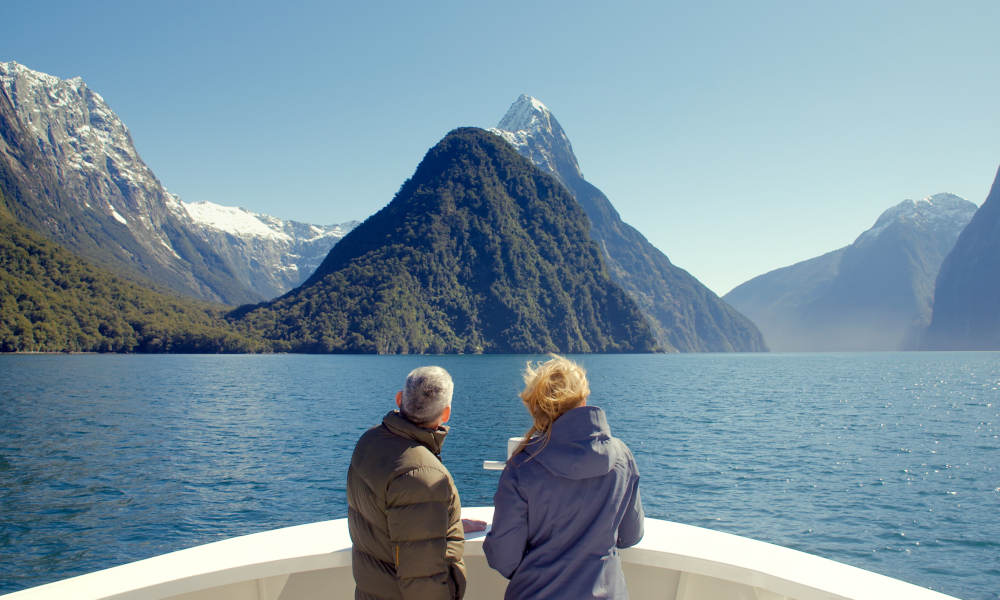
4,0,998,295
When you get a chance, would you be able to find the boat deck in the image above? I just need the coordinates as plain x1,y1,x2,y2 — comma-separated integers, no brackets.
1,507,960,600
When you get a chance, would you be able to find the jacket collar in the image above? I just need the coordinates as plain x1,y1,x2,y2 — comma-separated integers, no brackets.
382,410,449,457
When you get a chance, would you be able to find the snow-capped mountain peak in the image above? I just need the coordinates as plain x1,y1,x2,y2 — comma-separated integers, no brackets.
855,193,977,246
918,192,972,210
489,94,583,181
496,94,555,134
181,198,357,289
183,199,356,242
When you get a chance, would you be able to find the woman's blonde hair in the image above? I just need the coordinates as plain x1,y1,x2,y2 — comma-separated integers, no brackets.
513,354,590,457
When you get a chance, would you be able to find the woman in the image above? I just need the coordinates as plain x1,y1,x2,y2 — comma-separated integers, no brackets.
483,355,644,599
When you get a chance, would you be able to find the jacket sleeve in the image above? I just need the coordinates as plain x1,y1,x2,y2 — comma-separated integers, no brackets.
386,465,465,599
616,459,644,548
483,463,528,579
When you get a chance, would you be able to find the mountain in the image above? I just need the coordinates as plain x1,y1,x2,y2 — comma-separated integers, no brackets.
0,61,253,304
490,95,766,352
923,166,1000,349
0,188,264,353
182,201,357,299
725,194,977,351
234,127,657,354
0,61,351,304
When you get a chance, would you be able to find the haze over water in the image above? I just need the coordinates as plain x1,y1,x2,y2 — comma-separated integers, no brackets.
1,353,997,599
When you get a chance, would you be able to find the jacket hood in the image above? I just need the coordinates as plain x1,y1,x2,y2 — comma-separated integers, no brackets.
381,410,449,456
528,406,617,479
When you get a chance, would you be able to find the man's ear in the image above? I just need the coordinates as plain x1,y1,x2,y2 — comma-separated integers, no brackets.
439,405,451,425
395,390,402,408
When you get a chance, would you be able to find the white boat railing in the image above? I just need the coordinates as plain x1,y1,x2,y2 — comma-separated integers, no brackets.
0,507,962,600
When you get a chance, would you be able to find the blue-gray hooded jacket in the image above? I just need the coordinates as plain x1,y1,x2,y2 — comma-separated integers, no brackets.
483,406,644,599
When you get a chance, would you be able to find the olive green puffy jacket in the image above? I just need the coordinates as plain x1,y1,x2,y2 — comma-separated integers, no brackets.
347,411,467,599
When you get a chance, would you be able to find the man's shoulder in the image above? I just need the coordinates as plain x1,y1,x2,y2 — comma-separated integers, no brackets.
352,422,443,470
385,451,456,507
353,421,408,457
355,421,388,443
350,422,383,453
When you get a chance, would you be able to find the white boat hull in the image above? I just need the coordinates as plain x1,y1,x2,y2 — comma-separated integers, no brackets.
1,507,960,600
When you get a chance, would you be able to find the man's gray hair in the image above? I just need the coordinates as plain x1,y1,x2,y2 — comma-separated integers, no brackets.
401,366,454,425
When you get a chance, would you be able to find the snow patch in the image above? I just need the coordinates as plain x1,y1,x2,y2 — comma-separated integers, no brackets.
163,193,186,215
157,236,182,260
304,223,355,242
109,204,128,225
184,201,292,242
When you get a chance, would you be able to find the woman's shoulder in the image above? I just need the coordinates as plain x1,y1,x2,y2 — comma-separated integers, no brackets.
611,434,635,454
505,443,553,478
609,435,639,472
506,449,538,471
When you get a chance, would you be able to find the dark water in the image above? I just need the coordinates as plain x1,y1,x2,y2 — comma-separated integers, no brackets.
0,353,997,599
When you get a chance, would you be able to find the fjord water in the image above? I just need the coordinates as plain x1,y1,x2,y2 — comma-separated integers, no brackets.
0,354,997,599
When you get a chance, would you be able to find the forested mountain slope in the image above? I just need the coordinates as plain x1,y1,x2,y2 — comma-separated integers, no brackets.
234,128,656,354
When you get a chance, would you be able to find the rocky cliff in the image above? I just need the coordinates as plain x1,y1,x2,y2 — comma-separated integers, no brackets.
923,166,1000,349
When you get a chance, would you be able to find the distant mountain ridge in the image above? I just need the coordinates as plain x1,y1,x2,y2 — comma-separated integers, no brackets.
235,127,657,354
491,95,766,352
725,193,977,351
0,61,352,303
182,201,357,299
923,166,1000,349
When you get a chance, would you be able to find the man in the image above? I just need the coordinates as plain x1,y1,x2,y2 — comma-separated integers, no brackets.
347,366,481,599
